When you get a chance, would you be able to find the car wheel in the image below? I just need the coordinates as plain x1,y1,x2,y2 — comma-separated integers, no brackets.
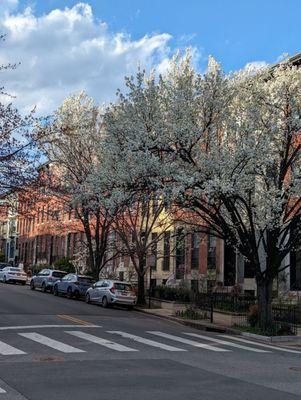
102,296,109,308
22,282,26,286
85,293,91,304
74,290,80,300
53,285,59,296
3,276,7,283
67,287,73,299
30,280,35,290
41,282,47,293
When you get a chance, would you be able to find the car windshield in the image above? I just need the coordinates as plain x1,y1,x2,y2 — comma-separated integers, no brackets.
10,268,21,272
52,271,66,278
78,277,93,284
114,283,132,291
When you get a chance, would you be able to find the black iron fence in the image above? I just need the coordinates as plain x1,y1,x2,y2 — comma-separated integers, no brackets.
150,286,300,335
194,292,299,335
233,304,298,335
194,292,256,314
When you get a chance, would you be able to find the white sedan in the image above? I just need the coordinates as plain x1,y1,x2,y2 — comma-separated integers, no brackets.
0,267,27,285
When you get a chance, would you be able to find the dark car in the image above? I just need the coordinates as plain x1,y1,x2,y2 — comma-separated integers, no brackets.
30,269,67,292
53,273,94,299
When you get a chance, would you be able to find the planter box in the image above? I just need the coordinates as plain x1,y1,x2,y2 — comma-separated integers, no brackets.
149,298,189,311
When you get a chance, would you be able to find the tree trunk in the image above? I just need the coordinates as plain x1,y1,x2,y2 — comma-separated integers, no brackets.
256,278,274,331
137,273,146,305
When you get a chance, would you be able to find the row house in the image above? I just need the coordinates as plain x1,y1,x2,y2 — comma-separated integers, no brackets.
1,184,300,295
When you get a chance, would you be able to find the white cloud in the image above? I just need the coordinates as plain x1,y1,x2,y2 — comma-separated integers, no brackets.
0,2,173,114
243,60,268,73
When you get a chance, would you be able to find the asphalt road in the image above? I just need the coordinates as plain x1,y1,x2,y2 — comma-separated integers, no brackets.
0,283,301,400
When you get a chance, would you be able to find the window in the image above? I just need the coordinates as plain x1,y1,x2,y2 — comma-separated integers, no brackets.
191,279,199,292
207,232,216,270
244,259,255,278
191,233,200,270
176,228,185,279
150,232,158,270
290,219,301,290
115,283,132,291
52,271,66,278
162,231,170,271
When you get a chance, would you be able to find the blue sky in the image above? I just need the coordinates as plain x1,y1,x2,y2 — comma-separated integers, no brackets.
1,0,300,113
25,0,301,71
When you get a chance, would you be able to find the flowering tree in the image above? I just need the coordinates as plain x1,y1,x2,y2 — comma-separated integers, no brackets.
40,92,119,278
100,85,176,304
0,35,39,194
105,52,301,330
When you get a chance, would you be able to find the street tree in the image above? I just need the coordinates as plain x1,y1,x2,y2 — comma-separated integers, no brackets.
100,80,176,304
40,92,119,278
105,52,301,330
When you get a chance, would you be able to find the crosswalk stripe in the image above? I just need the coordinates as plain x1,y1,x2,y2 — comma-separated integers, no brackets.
19,332,85,353
66,331,137,352
0,387,6,394
108,331,186,352
220,335,301,354
147,331,230,352
0,339,26,355
0,324,101,331
184,333,270,353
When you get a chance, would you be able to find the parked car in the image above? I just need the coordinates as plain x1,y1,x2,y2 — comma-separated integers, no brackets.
53,273,94,299
30,269,67,292
0,267,27,284
85,280,137,309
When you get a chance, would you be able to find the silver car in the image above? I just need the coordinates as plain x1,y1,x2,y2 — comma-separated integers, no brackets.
30,269,67,292
85,280,136,309
0,267,27,284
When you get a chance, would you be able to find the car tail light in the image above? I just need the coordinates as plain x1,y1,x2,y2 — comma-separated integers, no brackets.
109,284,116,294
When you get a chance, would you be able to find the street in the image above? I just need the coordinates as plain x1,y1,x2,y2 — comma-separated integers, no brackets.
0,284,299,400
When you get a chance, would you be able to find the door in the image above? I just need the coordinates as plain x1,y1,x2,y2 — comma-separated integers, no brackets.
41,270,51,287
59,274,71,293
92,281,103,301
35,270,46,288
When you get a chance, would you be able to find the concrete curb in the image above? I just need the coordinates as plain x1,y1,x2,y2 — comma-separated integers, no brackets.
240,332,301,343
135,307,240,335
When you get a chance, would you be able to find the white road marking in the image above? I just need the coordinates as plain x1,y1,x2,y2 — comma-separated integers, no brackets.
0,324,101,331
66,331,137,352
0,387,6,394
0,339,26,355
220,335,301,354
184,333,270,353
19,332,85,353
147,331,230,352
108,331,186,352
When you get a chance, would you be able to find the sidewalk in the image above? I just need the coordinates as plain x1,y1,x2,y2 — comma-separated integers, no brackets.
135,307,240,334
135,307,301,342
